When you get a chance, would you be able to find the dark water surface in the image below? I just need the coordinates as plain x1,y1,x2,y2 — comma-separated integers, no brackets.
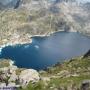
0,32,90,70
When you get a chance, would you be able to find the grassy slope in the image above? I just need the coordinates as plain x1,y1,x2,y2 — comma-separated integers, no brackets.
19,56,90,90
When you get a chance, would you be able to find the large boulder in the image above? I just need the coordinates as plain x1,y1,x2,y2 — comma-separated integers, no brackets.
81,80,90,90
19,69,40,86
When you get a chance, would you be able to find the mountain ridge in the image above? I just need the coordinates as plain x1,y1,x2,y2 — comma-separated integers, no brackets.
0,0,90,47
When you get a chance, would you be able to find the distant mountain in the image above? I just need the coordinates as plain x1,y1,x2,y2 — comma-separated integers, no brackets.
0,0,90,46
0,0,76,10
1,0,90,11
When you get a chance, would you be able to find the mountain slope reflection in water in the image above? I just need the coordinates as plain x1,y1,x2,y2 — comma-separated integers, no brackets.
0,32,90,70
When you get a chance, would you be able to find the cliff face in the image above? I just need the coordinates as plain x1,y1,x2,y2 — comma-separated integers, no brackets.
0,0,90,46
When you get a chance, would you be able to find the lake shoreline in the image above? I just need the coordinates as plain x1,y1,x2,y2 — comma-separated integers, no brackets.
0,30,77,48
0,31,90,70
0,30,64,53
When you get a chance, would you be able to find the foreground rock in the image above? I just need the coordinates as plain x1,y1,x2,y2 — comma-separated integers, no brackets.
81,80,90,90
19,69,40,86
0,59,40,89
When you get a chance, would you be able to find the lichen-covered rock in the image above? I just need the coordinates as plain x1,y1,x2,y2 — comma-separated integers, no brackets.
19,69,40,86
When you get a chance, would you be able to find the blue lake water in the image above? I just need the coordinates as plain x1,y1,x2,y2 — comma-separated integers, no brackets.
0,31,90,70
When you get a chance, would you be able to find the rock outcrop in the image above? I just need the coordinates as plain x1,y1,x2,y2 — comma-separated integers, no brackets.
19,69,40,86
0,59,40,88
81,80,90,90
84,50,90,58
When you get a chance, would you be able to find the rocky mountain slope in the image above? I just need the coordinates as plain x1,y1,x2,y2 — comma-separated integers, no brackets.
0,0,90,47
